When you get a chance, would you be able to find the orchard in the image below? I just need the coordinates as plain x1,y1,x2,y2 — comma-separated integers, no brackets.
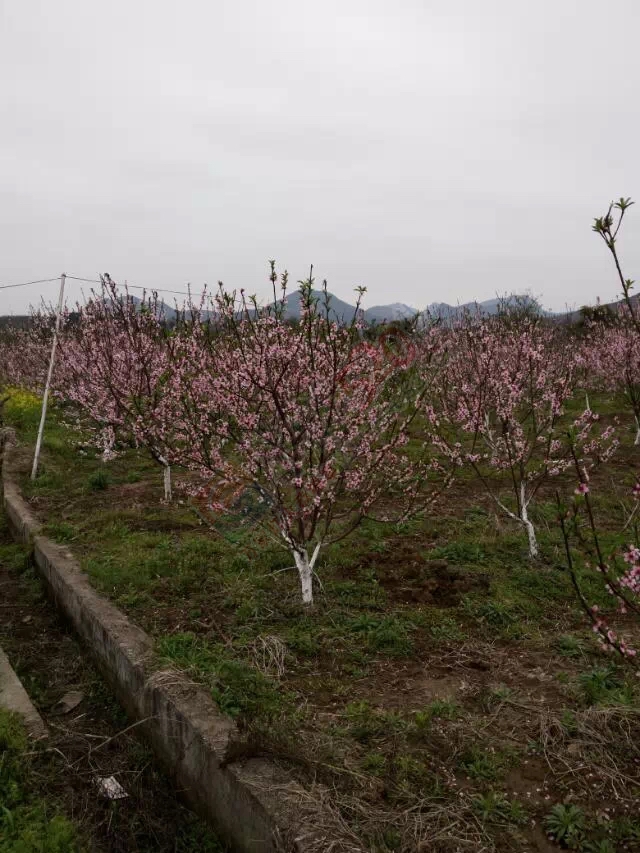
2,206,640,852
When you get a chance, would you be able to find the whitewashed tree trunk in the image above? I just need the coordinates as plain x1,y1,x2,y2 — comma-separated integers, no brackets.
163,464,172,501
634,415,640,446
291,541,322,605
519,482,538,558
156,453,172,501
522,515,538,558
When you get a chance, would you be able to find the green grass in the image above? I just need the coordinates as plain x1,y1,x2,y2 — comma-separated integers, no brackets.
157,633,286,720
87,469,110,491
5,389,640,852
341,701,408,744
458,744,520,782
0,710,83,853
472,791,527,826
578,666,636,706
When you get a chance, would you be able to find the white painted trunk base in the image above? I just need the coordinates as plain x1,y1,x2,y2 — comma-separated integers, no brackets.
519,482,538,558
292,542,322,605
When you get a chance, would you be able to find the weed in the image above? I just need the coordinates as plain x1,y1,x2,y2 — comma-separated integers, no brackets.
466,599,519,628
381,828,402,851
579,666,634,706
88,469,110,491
44,521,78,543
347,614,414,657
157,633,284,720
543,803,585,848
361,751,387,775
28,469,62,491
393,754,428,784
429,541,485,563
428,615,466,642
0,539,31,574
472,791,527,826
510,565,572,603
610,816,640,846
459,744,517,781
582,841,616,853
413,699,461,732
284,625,320,657
488,683,513,703
0,709,81,853
560,709,578,736
342,701,406,744
554,634,586,658
328,578,386,608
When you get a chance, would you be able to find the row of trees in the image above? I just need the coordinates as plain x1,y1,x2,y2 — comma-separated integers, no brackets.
0,205,638,655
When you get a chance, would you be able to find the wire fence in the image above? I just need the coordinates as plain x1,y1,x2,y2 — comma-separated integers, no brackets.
0,273,202,300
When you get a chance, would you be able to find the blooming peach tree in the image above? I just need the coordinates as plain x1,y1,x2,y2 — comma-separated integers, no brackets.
556,197,640,659
175,272,447,604
582,315,640,444
0,317,52,396
436,306,586,557
558,455,639,661
55,276,178,499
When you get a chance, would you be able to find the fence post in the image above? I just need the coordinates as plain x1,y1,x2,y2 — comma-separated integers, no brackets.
31,272,66,480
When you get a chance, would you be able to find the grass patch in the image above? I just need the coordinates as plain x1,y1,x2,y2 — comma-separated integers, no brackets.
157,633,286,720
578,666,636,707
459,744,519,781
0,709,82,853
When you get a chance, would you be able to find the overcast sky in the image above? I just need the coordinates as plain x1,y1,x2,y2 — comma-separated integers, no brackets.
1,0,639,315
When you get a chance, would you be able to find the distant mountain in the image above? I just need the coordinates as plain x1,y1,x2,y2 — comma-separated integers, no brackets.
284,292,419,324
425,295,550,319
364,302,417,324
278,290,362,323
0,292,557,330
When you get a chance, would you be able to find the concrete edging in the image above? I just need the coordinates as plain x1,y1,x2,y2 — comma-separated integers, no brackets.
0,643,47,740
1,468,347,853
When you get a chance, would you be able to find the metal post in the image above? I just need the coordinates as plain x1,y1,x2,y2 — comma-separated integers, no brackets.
31,273,66,480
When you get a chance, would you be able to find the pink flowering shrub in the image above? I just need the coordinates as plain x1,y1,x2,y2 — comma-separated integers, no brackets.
581,313,640,444
55,276,178,497
434,305,582,557
171,273,448,604
555,197,640,659
54,267,451,604
558,475,640,660
0,317,52,395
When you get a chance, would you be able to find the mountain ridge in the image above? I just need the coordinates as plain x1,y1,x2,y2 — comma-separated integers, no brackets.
7,290,636,327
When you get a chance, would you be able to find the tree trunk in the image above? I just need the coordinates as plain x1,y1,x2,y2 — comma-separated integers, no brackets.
293,550,314,604
163,464,172,501
291,542,322,605
523,516,538,558
635,415,640,446
519,489,538,558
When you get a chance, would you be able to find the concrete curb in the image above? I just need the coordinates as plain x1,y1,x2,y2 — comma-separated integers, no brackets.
0,644,47,739
2,463,350,853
